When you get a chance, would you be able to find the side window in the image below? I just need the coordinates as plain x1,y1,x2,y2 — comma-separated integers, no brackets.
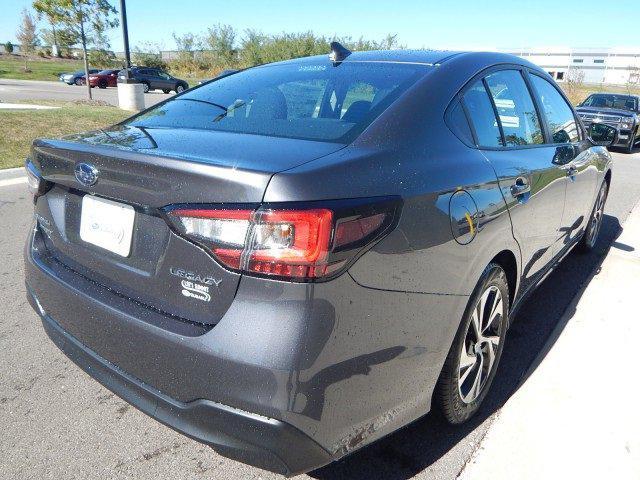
485,70,544,146
463,81,502,147
529,75,579,143
446,100,474,146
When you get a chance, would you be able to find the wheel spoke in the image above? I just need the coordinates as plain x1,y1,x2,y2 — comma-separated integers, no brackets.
486,295,503,333
469,354,484,400
471,308,481,339
484,335,500,371
459,355,477,385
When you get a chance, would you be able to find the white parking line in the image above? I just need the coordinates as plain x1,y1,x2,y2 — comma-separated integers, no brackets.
0,177,27,187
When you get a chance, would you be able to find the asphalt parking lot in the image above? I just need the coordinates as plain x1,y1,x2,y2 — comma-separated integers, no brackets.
0,78,169,107
1,151,639,480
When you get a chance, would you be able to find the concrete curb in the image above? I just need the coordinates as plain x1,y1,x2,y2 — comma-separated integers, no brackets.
458,202,640,479
0,166,26,180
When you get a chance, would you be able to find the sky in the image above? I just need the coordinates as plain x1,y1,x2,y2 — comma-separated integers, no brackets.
2,0,639,51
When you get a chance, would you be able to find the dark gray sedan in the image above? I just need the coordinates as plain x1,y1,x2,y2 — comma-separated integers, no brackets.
24,46,615,476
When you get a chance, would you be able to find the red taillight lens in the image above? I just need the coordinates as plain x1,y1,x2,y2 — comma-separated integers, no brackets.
249,209,333,278
167,199,400,282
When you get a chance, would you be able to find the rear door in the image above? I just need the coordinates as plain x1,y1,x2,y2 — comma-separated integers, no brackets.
528,73,598,250
464,68,566,292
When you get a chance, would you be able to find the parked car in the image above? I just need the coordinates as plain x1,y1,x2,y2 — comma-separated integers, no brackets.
118,67,189,93
576,93,640,152
59,69,100,85
81,69,120,88
25,47,615,476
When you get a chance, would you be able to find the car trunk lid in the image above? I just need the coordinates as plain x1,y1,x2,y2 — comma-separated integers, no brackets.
30,126,344,325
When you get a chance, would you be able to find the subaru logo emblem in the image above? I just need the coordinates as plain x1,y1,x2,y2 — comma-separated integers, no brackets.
74,163,99,186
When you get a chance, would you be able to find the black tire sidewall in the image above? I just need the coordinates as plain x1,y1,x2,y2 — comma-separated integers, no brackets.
436,263,510,424
142,82,150,93
578,180,609,253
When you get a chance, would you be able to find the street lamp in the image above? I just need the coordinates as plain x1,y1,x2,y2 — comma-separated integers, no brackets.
117,0,144,110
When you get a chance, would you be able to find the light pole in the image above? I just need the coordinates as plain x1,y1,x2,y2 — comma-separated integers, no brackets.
119,0,131,80
117,0,144,110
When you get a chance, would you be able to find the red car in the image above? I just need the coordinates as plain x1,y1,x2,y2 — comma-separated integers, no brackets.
81,69,120,88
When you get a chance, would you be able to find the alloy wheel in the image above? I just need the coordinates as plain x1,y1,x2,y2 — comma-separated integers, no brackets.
458,285,504,404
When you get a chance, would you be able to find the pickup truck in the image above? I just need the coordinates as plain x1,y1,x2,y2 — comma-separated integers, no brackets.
576,93,640,153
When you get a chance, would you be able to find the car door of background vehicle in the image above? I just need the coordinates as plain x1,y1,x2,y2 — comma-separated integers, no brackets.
528,72,598,252
158,72,175,90
463,68,566,294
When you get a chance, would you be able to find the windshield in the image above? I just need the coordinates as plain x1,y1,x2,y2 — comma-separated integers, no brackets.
126,61,429,143
97,70,113,75
580,94,637,112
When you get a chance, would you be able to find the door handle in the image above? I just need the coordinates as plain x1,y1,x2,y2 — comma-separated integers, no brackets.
510,177,530,198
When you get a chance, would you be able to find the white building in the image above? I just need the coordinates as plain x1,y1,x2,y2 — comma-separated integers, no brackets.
501,47,640,85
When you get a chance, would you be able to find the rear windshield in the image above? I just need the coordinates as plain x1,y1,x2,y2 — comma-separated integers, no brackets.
126,61,429,143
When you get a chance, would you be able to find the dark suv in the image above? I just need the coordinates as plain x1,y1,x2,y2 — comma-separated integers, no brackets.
25,48,615,476
118,67,189,94
576,93,640,152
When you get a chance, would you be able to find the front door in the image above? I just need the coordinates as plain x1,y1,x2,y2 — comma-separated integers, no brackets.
527,73,599,251
463,69,566,292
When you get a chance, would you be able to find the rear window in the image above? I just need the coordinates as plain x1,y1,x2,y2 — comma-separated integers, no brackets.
127,61,428,143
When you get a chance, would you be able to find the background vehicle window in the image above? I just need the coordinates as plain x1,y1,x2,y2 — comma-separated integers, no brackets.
463,81,502,147
485,70,543,146
530,75,579,143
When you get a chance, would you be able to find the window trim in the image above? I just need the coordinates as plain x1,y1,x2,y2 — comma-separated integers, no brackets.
445,63,587,151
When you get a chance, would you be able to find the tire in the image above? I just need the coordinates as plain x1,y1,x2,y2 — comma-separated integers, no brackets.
627,131,636,153
175,84,185,93
98,80,107,89
74,77,82,86
578,180,609,253
162,89,170,94
435,263,509,424
141,82,150,93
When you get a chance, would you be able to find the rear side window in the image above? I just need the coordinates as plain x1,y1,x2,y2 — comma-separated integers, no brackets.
128,62,428,143
463,81,502,147
485,70,543,146
529,75,579,143
446,100,474,146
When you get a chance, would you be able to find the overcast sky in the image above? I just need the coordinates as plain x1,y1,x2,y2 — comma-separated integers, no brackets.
2,0,638,51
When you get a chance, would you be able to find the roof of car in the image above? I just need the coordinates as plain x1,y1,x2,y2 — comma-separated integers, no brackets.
268,50,542,71
271,49,463,67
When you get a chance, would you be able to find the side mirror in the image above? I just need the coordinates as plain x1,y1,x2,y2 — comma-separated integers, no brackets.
588,123,617,147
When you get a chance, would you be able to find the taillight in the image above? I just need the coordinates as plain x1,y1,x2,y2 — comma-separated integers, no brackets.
25,159,50,202
166,198,401,282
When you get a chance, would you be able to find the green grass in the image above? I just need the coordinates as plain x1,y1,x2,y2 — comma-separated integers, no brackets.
0,54,86,81
0,101,130,169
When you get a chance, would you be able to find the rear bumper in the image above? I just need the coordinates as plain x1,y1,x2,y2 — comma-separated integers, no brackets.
24,222,465,473
31,299,331,476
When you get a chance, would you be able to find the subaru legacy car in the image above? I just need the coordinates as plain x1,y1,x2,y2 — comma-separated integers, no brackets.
576,93,640,152
25,46,615,476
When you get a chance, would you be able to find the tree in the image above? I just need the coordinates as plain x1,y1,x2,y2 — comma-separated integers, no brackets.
40,26,78,56
4,41,14,54
33,0,118,99
133,41,167,69
204,24,237,68
16,8,39,70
